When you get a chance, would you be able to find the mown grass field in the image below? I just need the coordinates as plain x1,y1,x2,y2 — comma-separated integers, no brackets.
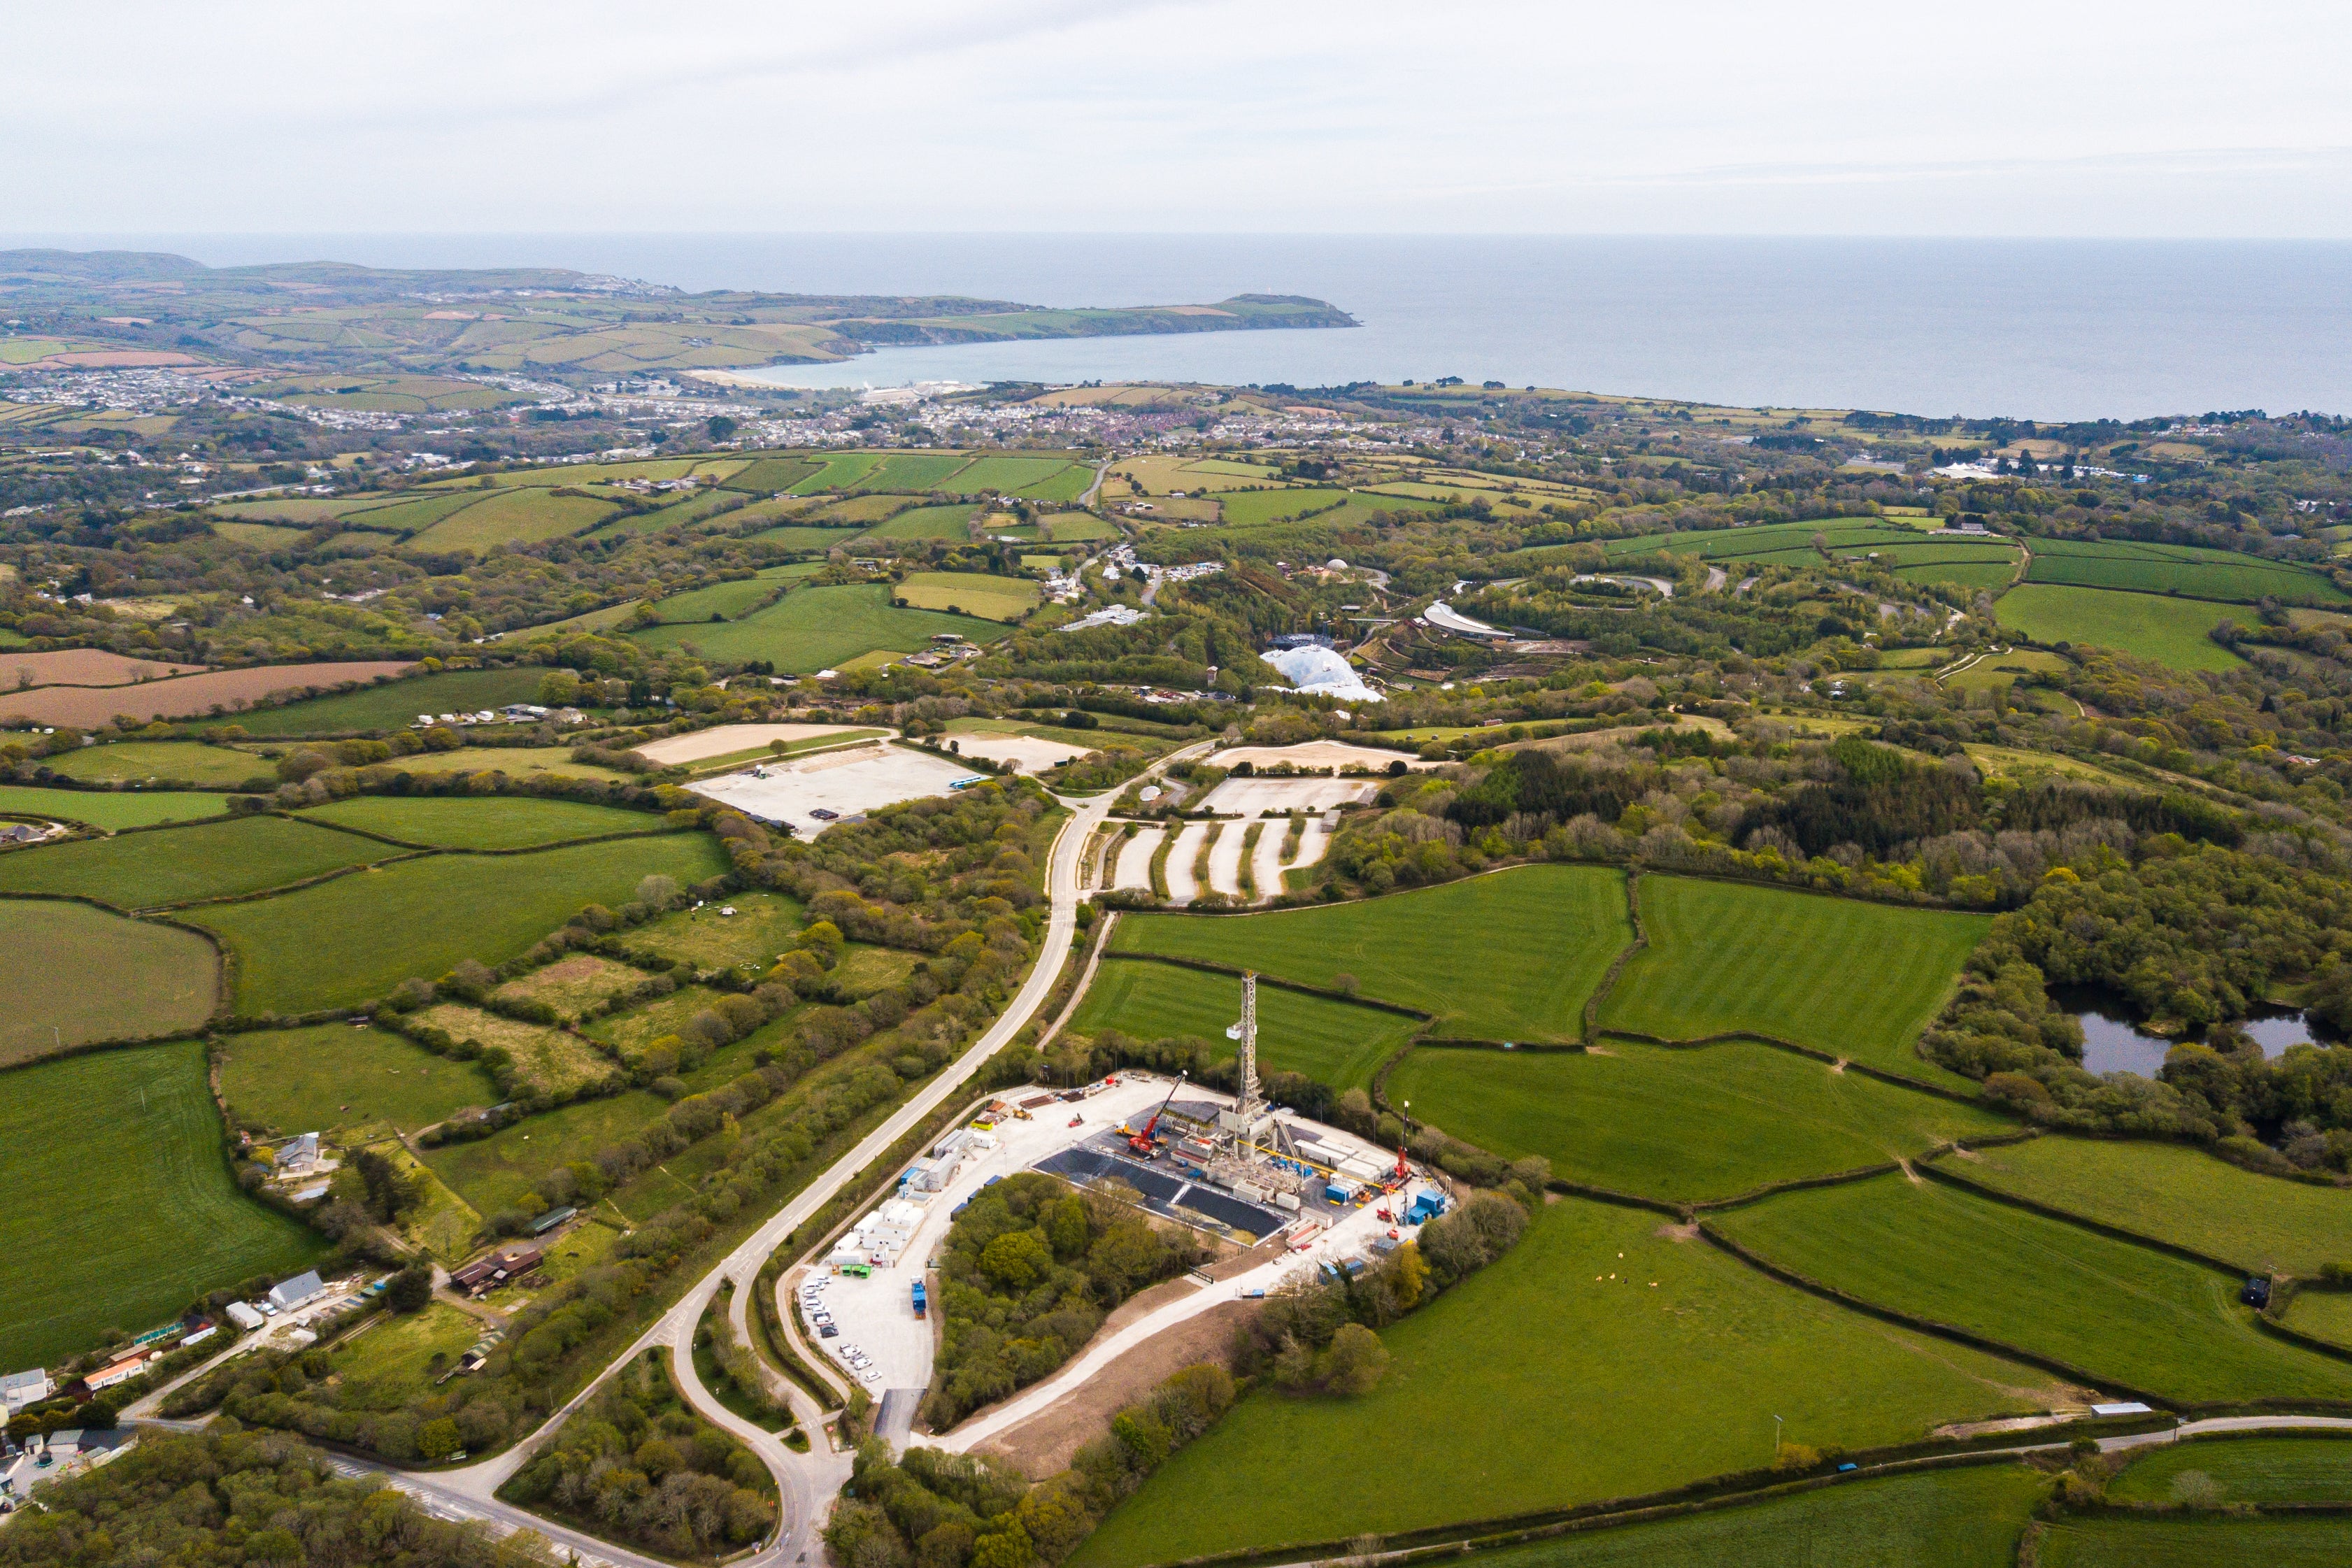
0,1042,328,1370
2037,1515,2352,1567
722,457,820,494
0,899,218,1064
424,1089,671,1216
208,667,545,736
1072,959,1422,1090
43,741,275,788
1435,1463,2045,1568
1390,1039,2011,1202
631,889,806,971
894,571,1038,622
1067,1195,2045,1566
297,795,655,850
190,832,728,1013
629,583,1009,671
407,487,618,550
646,567,801,624
218,1022,501,1135
1599,877,1986,1085
1995,584,2246,671
0,784,236,828
786,452,885,493
950,455,1087,494
851,452,971,492
2283,1289,2352,1347
1948,1136,2352,1276
1712,1174,2352,1404
2023,536,2349,606
2109,1434,2352,1504
1110,865,1632,1041
0,814,392,908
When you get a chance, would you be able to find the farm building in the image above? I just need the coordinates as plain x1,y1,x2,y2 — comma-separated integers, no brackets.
83,1351,150,1392
450,1247,542,1297
224,1302,265,1331
266,1271,325,1313
528,1205,578,1236
1,1368,52,1413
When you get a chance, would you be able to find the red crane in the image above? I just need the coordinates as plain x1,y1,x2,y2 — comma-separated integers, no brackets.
1127,1071,1188,1157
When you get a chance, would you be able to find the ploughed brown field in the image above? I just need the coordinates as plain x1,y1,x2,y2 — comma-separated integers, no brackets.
0,661,414,726
1,648,211,689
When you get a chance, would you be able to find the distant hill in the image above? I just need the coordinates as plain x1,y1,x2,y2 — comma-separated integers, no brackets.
0,250,1357,380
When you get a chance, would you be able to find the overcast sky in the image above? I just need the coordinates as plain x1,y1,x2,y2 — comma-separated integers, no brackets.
7,0,2350,237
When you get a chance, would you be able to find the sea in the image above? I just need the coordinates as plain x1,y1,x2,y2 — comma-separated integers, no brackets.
21,233,2352,420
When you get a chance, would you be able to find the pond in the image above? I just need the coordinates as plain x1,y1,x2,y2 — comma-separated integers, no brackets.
2058,986,2324,1076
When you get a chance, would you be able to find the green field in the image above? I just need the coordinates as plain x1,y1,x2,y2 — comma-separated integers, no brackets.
753,525,865,549
722,457,821,494
2023,536,2349,606
949,455,1085,494
1110,866,1632,1041
1073,959,1422,1089
785,452,885,494
1895,560,2020,590
1947,1136,2352,1276
1711,1174,2352,1404
0,814,392,908
206,667,546,736
494,954,653,1022
322,1301,487,1409
0,899,218,1064
857,504,967,540
2283,1289,2352,1347
189,833,729,1013
344,745,635,783
1068,1195,2044,1565
629,889,806,970
218,1022,501,1135
1598,878,1986,1084
851,452,971,492
629,583,1010,671
2109,1434,2352,1504
1390,1039,2011,1203
0,1042,329,1370
1428,1464,2046,1568
1604,520,1919,562
43,741,275,788
2038,1516,2352,1567
424,1090,671,1216
408,487,618,550
893,571,1038,622
648,569,797,624
1213,486,1344,526
0,784,236,828
1995,584,2246,671
297,794,656,850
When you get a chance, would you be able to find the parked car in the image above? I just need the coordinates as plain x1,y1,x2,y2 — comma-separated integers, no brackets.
819,1325,839,1338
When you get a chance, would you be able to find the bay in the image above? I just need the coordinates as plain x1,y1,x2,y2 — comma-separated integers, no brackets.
24,232,2352,419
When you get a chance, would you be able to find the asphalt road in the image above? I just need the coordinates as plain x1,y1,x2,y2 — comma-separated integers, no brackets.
346,746,1209,1567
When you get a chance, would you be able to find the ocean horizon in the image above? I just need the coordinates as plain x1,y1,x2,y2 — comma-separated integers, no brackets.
10,233,2351,421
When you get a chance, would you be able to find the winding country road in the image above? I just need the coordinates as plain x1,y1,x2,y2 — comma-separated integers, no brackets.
314,743,1211,1567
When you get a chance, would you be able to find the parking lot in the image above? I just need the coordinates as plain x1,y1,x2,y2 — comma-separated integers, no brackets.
688,742,984,835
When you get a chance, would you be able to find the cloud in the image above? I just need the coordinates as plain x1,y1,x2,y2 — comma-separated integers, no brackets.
3,0,2350,235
